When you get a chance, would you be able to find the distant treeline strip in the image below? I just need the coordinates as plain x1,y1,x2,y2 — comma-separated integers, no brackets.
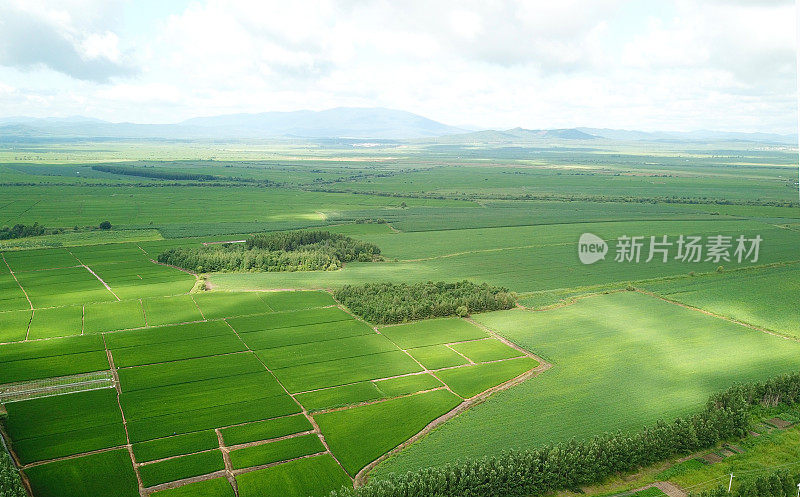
334,281,516,324
332,371,800,497
91,165,278,185
305,187,800,208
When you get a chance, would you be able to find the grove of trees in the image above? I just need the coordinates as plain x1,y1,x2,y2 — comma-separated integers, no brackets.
157,230,381,273
334,281,517,324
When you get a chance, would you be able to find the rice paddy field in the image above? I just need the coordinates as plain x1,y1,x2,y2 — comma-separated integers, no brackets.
0,139,799,496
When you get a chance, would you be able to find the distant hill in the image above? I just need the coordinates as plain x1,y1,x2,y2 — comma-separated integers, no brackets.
0,109,794,144
181,107,465,139
0,108,465,140
577,127,797,145
429,127,599,143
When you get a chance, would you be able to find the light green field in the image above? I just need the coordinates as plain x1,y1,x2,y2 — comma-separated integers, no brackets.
643,263,800,338
373,291,800,477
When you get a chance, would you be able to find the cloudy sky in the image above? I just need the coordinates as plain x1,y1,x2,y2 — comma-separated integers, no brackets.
0,0,796,132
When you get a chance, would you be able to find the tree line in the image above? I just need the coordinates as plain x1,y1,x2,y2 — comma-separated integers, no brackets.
330,371,800,497
694,470,800,497
157,230,381,273
334,281,517,324
0,450,25,497
91,164,278,186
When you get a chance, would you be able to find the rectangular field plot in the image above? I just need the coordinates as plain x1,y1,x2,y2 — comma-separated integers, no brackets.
15,266,115,307
118,352,264,392
435,357,539,398
0,333,104,363
91,259,196,300
235,454,352,497
142,295,204,326
274,350,423,393
24,449,140,497
374,373,444,397
105,320,232,349
69,242,149,265
4,389,126,464
407,344,469,369
295,382,384,412
315,389,461,476
221,415,313,446
132,430,220,462
2,248,79,272
449,338,524,363
152,477,235,497
0,273,30,312
27,305,83,339
193,292,272,319
255,333,395,369
227,306,352,334
230,433,325,470
139,450,225,488
126,396,302,443
111,333,246,367
0,349,109,384
83,299,145,333
239,319,374,351
0,309,31,343
378,318,488,349
258,290,336,311
120,372,286,421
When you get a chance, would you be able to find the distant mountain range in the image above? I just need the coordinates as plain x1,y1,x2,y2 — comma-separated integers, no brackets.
0,107,795,144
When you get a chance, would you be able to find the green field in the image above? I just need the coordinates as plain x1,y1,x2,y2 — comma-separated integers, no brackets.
1,140,799,497
373,291,800,476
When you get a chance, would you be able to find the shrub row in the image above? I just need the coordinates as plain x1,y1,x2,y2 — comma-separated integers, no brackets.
694,470,800,497
157,230,381,273
0,450,25,497
334,281,517,324
332,371,800,497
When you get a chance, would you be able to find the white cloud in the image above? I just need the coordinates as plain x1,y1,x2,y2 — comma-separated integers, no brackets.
0,0,795,133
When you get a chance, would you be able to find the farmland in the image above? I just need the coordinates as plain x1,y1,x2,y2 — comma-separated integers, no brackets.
0,138,798,497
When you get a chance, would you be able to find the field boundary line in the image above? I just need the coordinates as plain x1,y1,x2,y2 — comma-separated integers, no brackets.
444,343,475,364
101,334,146,496
215,428,239,497
222,319,353,483
189,294,207,320
2,253,33,310
19,444,129,470
633,289,800,343
354,340,552,486
332,300,460,400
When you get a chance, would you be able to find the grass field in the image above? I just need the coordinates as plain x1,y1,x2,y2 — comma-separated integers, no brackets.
373,292,800,476
643,263,800,338
2,140,799,497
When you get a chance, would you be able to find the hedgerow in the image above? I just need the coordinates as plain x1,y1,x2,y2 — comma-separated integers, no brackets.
334,281,516,324
693,470,800,497
0,449,25,497
157,230,381,273
331,371,800,497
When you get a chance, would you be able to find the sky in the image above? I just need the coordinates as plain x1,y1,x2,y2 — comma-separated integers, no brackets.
0,0,796,133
